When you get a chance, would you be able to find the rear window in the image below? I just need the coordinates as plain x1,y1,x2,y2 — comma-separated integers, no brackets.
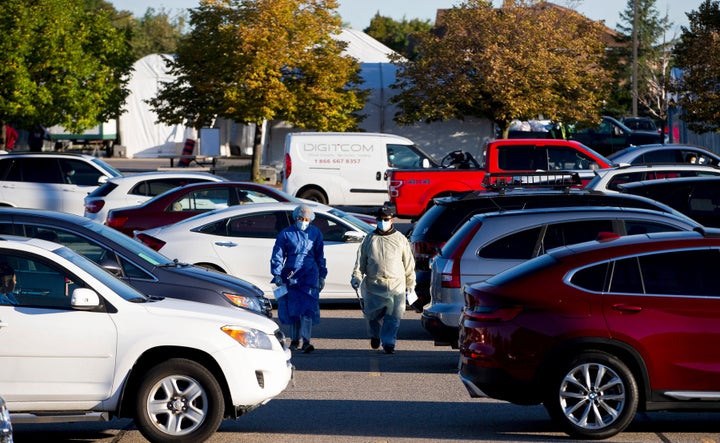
440,216,482,257
486,253,559,286
87,182,119,198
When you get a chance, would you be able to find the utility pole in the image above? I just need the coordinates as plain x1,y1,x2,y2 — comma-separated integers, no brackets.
632,0,638,116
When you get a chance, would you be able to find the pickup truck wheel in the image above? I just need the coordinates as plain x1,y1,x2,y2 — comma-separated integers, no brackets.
135,358,224,443
298,188,327,204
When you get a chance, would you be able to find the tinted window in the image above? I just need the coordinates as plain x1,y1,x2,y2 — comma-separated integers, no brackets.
312,214,348,242
10,158,63,183
639,249,720,296
130,178,211,197
623,220,684,235
201,211,292,239
87,182,119,198
0,251,84,309
609,257,643,293
497,145,548,170
570,262,610,292
541,220,613,252
60,159,104,186
547,146,596,170
479,226,542,259
635,150,680,164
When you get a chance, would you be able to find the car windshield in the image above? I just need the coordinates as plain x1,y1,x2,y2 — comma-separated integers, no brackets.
77,217,172,266
55,246,149,302
328,208,374,233
90,158,123,178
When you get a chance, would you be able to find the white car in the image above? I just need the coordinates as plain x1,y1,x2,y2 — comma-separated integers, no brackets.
0,152,122,215
84,171,227,223
585,163,720,194
136,202,373,300
0,236,292,442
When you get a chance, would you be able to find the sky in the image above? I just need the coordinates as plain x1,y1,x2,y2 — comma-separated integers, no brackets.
111,0,703,34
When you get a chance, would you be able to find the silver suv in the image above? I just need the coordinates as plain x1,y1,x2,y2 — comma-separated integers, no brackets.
422,206,703,347
585,163,720,194
0,152,122,215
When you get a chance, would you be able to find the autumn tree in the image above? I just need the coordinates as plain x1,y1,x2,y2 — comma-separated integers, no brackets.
612,0,673,125
390,0,611,138
149,0,366,182
672,0,720,133
0,0,133,149
129,7,188,60
364,13,432,60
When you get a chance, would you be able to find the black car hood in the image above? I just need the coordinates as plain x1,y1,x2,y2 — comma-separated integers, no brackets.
166,264,264,297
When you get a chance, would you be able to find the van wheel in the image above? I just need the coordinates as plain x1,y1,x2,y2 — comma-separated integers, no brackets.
135,358,224,443
298,189,327,204
543,351,638,440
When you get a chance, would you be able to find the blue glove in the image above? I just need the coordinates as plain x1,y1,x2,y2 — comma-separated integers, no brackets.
318,278,325,291
273,275,283,286
351,277,361,290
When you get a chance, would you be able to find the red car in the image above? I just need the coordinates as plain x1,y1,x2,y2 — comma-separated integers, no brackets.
105,182,299,236
459,229,720,439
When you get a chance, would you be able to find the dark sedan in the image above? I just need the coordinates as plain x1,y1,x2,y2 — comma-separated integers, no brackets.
106,181,300,236
0,208,271,317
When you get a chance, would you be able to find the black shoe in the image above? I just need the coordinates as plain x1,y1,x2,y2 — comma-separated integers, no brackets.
289,340,299,351
302,342,315,353
383,344,395,354
370,338,380,349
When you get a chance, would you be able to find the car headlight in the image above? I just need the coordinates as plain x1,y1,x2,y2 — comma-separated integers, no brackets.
0,396,12,443
221,326,273,350
223,292,262,312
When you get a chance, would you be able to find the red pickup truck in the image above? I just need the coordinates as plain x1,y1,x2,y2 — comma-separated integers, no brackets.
386,139,613,219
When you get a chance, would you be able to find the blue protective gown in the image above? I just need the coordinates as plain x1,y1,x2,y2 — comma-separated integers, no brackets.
270,224,327,325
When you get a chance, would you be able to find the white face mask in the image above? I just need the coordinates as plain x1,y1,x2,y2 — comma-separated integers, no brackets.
296,220,309,231
377,220,392,231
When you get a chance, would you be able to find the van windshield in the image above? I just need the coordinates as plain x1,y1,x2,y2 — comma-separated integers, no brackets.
387,144,439,169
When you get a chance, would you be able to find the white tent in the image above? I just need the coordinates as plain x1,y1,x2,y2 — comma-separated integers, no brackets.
119,54,188,158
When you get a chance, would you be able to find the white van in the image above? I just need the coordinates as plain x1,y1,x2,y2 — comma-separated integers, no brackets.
283,132,437,206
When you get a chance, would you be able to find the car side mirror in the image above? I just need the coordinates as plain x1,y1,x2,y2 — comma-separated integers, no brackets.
98,176,108,185
71,288,101,310
422,158,430,168
99,257,122,277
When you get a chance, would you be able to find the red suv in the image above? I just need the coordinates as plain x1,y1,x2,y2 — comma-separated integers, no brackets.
459,229,720,439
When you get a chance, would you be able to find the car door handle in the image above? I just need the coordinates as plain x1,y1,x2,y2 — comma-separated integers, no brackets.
611,303,642,313
214,241,237,247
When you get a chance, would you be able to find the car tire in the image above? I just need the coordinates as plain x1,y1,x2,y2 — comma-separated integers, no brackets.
134,358,224,443
298,188,327,204
543,351,638,440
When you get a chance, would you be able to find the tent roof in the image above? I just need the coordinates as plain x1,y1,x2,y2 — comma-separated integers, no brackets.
338,28,398,63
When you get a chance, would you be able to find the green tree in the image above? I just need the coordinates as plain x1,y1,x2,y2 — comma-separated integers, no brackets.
0,0,133,148
673,0,720,133
390,0,611,138
612,0,672,122
129,8,188,60
149,0,366,182
364,13,432,60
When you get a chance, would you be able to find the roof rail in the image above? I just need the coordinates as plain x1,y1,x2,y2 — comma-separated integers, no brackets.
482,171,582,195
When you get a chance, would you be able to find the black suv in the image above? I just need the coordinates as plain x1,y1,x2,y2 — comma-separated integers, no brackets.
619,176,720,228
409,186,692,312
0,208,272,317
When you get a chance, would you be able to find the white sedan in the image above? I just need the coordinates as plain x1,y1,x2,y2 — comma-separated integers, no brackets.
135,202,373,300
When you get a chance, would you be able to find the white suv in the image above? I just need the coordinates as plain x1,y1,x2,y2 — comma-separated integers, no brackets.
585,163,720,194
0,236,292,442
0,152,122,215
423,206,702,347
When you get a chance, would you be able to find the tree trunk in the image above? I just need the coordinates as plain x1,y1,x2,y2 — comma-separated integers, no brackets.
251,122,263,183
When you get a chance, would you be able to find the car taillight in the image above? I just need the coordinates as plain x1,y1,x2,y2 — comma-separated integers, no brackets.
440,221,482,288
105,214,128,229
135,233,166,251
463,305,522,322
285,153,292,179
388,179,403,198
85,200,105,214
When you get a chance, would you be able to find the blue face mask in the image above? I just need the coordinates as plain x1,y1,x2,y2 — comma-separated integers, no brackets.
377,220,392,231
296,220,309,231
